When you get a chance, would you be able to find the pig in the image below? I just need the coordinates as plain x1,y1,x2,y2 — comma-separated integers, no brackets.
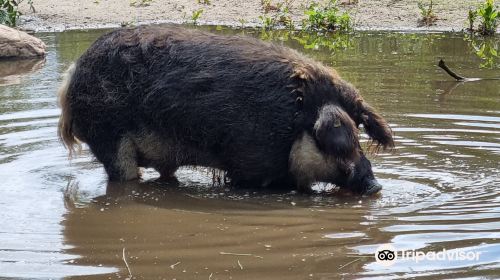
58,26,394,195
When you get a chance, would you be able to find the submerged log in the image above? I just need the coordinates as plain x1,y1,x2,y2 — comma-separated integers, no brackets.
438,59,499,82
438,59,466,81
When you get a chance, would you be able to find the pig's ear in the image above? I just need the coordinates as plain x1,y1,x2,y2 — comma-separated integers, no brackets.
359,102,394,151
313,105,359,159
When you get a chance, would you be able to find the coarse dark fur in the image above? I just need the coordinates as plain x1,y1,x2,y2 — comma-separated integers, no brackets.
58,26,394,193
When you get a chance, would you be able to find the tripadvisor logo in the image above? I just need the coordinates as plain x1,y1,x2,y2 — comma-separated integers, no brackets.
374,244,481,266
375,244,397,266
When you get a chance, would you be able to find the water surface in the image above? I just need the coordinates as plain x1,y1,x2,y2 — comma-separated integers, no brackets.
0,28,499,279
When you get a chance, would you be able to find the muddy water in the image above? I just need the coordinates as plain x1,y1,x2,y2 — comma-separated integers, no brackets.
0,28,499,279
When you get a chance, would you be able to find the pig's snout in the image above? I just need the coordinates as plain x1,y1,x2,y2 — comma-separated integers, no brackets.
360,178,383,195
344,154,382,195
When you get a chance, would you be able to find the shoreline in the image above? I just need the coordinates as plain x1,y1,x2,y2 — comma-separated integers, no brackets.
15,0,499,33
18,16,480,34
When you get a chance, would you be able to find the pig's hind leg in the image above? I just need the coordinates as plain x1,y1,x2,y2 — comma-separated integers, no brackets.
88,136,139,181
153,162,179,182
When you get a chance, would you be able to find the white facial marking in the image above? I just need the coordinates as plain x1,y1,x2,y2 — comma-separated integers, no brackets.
289,132,338,191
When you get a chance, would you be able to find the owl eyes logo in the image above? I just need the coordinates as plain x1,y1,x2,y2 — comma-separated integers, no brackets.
375,244,397,266
377,250,395,261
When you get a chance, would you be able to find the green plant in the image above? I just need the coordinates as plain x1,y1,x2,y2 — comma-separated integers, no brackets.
259,0,294,30
191,9,203,25
261,0,276,13
302,0,352,32
468,8,478,31
0,0,35,26
259,15,276,30
120,21,134,27
275,0,294,29
477,0,499,35
130,0,153,7
238,18,247,28
417,0,437,26
197,0,211,5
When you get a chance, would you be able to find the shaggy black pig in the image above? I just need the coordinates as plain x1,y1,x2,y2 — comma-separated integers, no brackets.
58,26,394,195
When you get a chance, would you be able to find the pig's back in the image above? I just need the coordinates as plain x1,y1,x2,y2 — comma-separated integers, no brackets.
68,26,314,181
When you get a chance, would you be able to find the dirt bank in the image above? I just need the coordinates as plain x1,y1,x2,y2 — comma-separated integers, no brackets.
17,0,494,32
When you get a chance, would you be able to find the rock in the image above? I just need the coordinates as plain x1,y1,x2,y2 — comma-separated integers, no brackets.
0,24,46,59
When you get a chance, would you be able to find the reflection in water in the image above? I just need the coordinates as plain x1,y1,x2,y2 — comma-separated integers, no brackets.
62,178,374,280
464,34,500,69
257,29,353,53
0,28,499,279
0,58,45,87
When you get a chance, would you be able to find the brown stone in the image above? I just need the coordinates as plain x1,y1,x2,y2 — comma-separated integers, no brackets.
0,24,46,59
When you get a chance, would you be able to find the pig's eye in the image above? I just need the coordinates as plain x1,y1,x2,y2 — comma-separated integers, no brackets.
334,119,341,127
338,159,355,178
296,96,303,107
